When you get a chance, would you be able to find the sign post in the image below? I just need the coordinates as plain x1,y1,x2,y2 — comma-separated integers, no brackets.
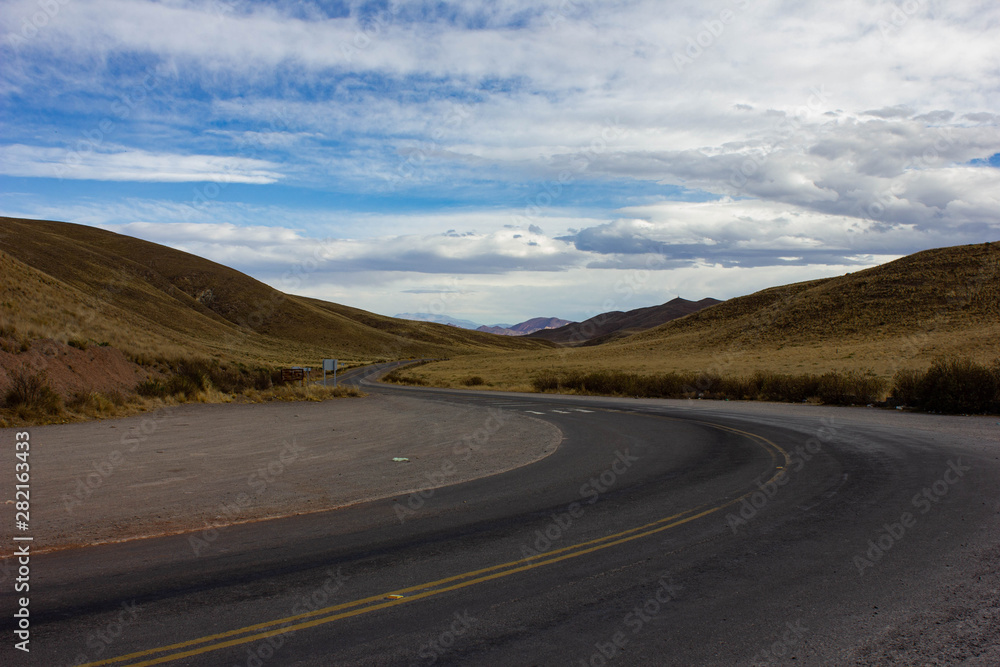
281,368,304,385
323,359,338,387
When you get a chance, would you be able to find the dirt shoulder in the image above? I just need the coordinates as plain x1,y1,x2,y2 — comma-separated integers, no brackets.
3,392,561,553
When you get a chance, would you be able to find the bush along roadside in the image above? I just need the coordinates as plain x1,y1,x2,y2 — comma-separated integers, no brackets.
890,357,1000,414
1,357,364,427
527,357,1000,415
530,369,887,406
136,359,281,399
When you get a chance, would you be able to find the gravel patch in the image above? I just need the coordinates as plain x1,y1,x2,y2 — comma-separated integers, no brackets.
2,393,560,552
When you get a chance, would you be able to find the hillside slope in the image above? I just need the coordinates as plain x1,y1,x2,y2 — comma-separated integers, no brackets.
390,241,1000,389
623,242,999,349
0,217,552,366
528,297,721,345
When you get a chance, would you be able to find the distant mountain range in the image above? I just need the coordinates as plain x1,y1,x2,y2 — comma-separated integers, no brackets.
395,313,572,336
476,317,573,336
398,300,721,340
393,313,486,330
527,297,722,345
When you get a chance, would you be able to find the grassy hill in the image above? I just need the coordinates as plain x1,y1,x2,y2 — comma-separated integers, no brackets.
393,241,1000,391
528,297,722,345
0,216,551,368
628,243,998,347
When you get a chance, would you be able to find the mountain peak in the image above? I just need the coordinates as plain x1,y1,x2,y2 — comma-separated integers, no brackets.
477,317,574,336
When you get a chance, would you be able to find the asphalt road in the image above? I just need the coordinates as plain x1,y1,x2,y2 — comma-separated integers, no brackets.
3,371,999,666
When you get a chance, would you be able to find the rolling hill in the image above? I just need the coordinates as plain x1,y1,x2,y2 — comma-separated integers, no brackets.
388,241,1000,390
527,297,721,345
0,217,553,369
622,242,999,349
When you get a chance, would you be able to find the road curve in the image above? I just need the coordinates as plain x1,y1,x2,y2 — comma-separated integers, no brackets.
4,373,999,666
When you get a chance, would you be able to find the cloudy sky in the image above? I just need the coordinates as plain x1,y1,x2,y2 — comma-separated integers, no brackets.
2,0,998,324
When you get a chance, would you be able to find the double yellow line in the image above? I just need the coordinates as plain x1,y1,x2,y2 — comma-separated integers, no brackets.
82,419,788,666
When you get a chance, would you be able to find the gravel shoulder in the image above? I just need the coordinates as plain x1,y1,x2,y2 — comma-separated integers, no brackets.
2,393,561,553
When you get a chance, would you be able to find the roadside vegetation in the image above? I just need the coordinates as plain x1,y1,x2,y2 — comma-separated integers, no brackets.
891,358,1000,414
0,217,549,426
0,355,364,428
530,368,888,405
4,221,997,423
382,360,433,386
383,357,1000,415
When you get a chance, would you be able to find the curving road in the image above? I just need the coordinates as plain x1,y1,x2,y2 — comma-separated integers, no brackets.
5,369,1000,666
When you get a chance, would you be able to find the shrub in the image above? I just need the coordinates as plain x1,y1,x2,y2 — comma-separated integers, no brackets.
66,391,125,414
532,371,560,392
907,357,999,414
383,369,428,386
3,367,62,415
246,384,364,402
648,372,696,398
747,371,821,403
890,369,922,407
147,359,279,398
528,368,889,405
166,362,208,398
462,375,486,386
817,370,886,405
67,339,89,350
137,379,168,397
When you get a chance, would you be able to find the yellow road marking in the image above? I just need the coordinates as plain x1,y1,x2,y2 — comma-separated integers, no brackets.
81,416,789,667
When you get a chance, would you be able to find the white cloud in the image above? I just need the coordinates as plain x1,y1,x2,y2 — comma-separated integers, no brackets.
100,219,589,277
0,145,283,183
2,0,999,320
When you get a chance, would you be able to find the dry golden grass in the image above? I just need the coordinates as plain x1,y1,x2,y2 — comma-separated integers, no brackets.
1,215,519,425
396,242,1000,391
0,377,365,428
3,218,996,413
0,216,552,369
239,383,365,402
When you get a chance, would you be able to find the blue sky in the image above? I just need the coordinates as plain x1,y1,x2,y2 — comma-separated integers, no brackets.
2,0,998,323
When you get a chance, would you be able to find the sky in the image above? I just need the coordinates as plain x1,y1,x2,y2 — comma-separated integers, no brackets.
1,0,998,324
